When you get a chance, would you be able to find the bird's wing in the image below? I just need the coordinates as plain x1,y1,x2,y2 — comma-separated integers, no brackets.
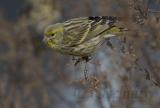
63,16,118,46
86,16,118,40
63,17,91,46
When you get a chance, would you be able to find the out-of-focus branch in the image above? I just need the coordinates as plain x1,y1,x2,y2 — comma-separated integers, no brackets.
141,47,160,87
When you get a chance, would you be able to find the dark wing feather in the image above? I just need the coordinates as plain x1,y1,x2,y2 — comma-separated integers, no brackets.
87,16,119,39
63,16,118,46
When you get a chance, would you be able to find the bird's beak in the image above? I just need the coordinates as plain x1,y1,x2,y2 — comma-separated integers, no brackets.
43,36,48,43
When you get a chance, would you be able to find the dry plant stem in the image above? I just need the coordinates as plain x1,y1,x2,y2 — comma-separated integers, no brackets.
142,47,160,87
84,62,88,80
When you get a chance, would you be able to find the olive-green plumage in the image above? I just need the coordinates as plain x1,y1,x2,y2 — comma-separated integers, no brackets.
43,16,127,57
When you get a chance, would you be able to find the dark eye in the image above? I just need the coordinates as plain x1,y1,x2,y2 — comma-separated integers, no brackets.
51,33,55,36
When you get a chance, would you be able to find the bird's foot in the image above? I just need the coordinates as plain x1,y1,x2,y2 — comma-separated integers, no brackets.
72,56,92,66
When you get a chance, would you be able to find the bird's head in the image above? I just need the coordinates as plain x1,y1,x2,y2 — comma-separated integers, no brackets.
43,23,64,48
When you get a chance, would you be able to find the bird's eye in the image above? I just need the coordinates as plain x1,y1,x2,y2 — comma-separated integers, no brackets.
51,33,55,36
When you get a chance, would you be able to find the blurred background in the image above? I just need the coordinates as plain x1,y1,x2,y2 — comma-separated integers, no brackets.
0,0,160,108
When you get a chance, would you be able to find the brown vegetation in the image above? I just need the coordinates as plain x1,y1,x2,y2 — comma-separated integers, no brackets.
0,0,160,107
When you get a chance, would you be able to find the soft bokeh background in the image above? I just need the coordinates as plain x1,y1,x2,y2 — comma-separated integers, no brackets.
0,0,160,108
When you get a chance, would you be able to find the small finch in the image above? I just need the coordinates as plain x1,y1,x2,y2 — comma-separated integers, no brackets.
43,16,127,61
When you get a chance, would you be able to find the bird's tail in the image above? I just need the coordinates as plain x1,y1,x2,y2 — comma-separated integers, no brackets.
103,26,128,38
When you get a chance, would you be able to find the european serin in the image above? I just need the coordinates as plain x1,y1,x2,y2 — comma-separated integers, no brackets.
43,16,127,59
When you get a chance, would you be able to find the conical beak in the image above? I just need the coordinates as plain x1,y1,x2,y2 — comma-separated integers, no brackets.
43,36,49,43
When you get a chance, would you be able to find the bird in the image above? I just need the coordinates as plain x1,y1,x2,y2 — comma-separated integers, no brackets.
43,16,127,63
